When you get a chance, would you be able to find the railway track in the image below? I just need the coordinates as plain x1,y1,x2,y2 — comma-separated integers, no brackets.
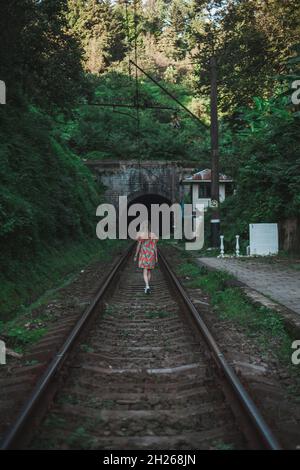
0,245,281,450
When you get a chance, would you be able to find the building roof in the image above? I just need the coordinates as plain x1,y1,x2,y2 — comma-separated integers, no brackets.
182,168,233,183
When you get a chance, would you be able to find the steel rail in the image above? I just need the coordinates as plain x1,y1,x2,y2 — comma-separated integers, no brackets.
158,248,281,450
0,243,133,450
1,242,281,450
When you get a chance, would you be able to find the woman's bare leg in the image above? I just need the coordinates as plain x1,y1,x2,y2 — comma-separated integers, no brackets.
147,269,151,284
143,268,149,288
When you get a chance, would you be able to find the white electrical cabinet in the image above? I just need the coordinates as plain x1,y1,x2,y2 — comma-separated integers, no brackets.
249,223,278,256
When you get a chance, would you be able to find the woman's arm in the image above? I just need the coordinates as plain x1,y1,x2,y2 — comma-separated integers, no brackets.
134,240,141,261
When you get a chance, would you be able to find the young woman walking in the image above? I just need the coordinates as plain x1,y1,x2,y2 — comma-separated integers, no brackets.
134,221,158,294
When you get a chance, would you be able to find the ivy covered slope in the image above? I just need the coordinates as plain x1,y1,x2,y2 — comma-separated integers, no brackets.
0,105,102,317
0,1,102,318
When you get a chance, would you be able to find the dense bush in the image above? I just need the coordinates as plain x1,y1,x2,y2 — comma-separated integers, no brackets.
0,106,101,276
220,94,300,242
62,72,209,163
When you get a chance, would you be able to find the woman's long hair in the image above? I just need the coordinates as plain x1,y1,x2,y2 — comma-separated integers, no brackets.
140,219,150,235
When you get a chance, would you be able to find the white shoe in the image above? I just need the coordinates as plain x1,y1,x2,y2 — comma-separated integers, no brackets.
144,286,150,294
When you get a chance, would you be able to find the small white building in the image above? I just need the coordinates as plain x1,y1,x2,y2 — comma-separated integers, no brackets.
181,168,233,209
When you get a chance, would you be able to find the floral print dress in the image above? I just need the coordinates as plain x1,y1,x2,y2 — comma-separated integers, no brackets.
138,236,157,269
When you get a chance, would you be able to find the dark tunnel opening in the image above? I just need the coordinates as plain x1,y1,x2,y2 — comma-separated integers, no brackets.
127,193,173,237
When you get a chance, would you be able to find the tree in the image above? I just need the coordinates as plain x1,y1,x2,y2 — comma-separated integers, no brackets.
0,0,84,110
193,0,300,115
67,0,127,73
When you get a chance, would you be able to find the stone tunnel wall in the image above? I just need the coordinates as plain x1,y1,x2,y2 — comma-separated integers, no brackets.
86,160,197,209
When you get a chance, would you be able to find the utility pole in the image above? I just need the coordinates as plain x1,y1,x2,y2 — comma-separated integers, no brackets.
210,56,220,247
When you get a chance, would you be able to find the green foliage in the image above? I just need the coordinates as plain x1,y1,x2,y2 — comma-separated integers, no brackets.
144,309,173,318
4,324,48,351
67,0,126,73
65,425,98,449
0,238,125,346
177,261,205,278
0,238,122,319
0,0,85,111
176,258,294,365
212,441,235,451
0,106,101,271
64,1,300,242
194,0,300,114
219,93,300,242
186,267,232,294
63,72,209,161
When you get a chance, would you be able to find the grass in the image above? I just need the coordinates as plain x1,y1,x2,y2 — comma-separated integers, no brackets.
80,344,95,353
24,359,40,366
176,260,297,368
36,416,99,449
0,238,127,351
65,426,97,449
3,324,48,353
41,414,101,449
234,251,300,267
212,440,235,450
120,329,130,337
290,263,300,271
178,262,233,295
0,306,54,353
1,238,126,320
104,305,118,316
198,248,221,257
144,309,173,319
56,394,80,406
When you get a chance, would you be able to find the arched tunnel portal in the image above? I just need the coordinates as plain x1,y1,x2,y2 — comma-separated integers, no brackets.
127,192,173,237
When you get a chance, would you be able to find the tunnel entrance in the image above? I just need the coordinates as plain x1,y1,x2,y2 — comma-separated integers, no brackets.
127,193,173,237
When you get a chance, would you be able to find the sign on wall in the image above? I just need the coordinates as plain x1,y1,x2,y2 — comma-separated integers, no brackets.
249,223,278,256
